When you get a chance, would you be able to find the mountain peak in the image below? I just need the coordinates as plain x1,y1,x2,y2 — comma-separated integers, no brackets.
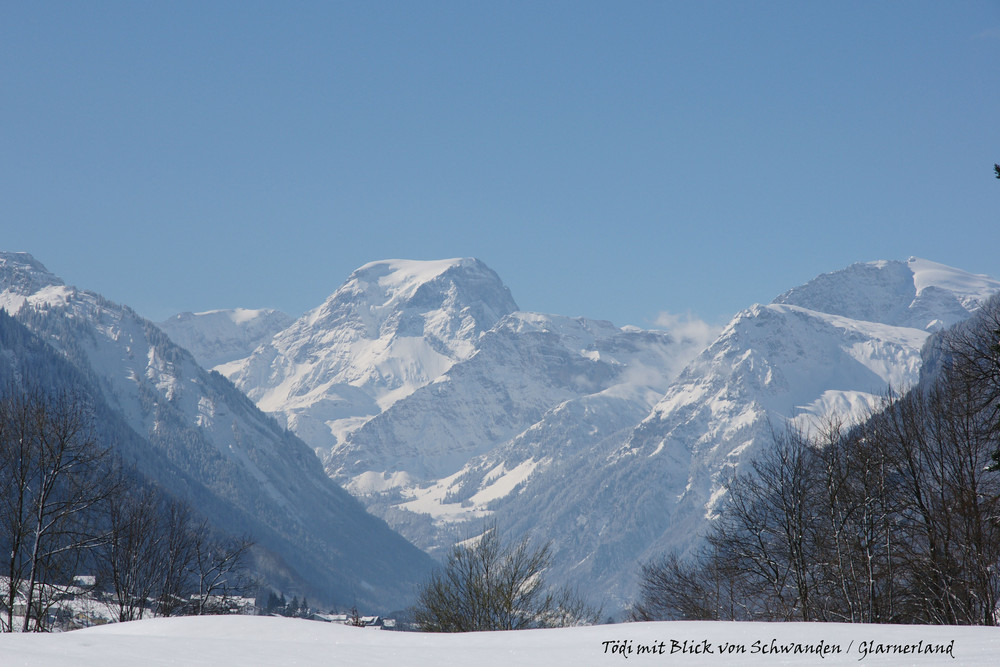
224,258,519,450
309,257,519,341
350,257,485,289
329,258,516,321
0,251,65,294
905,257,1000,303
772,258,1000,330
0,251,69,315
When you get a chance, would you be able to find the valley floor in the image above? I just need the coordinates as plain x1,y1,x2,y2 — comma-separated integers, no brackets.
0,615,997,666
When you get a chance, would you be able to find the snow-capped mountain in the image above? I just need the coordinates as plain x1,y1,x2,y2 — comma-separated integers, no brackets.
771,257,1000,331
555,257,1000,603
158,308,293,369
221,258,519,452
172,255,1000,610
0,252,434,610
203,259,709,559
402,258,1000,608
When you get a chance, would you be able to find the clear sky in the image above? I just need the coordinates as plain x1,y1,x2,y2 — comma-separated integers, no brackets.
3,1,999,332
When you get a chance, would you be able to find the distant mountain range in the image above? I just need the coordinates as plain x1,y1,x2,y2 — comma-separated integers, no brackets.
160,255,1000,609
6,250,996,612
0,252,434,612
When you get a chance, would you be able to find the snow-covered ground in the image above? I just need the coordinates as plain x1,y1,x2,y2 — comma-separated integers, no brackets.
1,616,998,666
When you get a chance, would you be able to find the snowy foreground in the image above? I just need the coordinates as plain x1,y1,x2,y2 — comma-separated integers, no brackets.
1,616,999,666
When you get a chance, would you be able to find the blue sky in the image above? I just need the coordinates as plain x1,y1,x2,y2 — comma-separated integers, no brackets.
3,1,999,331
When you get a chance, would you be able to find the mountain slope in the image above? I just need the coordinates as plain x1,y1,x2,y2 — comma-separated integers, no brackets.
330,311,705,554
0,252,434,610
772,257,1000,331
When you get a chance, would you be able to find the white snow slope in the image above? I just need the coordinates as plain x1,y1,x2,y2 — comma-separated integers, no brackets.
334,310,706,557
1,615,997,666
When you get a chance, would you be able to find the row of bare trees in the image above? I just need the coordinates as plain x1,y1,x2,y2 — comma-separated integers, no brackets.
633,297,1000,625
0,385,254,631
100,487,254,623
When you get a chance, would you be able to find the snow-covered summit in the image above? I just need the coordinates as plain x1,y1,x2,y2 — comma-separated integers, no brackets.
0,251,63,288
0,251,68,313
347,257,504,303
305,257,517,344
772,257,1000,331
221,257,519,451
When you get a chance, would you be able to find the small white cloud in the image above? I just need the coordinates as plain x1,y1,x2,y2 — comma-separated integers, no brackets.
973,27,1000,40
652,310,722,350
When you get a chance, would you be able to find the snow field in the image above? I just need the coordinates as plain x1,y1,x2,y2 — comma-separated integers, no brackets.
2,616,999,666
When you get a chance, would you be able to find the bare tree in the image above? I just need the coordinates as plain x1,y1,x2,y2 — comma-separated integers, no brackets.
0,386,117,632
630,550,740,621
941,294,1000,472
0,387,36,632
413,523,599,632
700,426,824,621
154,500,200,617
189,530,256,615
812,414,900,623
98,485,172,622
